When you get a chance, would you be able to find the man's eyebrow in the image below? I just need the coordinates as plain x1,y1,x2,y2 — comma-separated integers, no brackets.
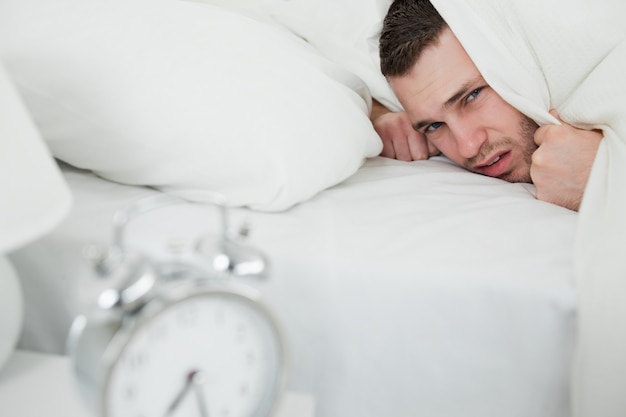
443,77,482,109
412,77,483,132
413,119,433,131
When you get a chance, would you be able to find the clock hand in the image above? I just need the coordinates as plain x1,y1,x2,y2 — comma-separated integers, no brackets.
163,370,209,417
190,370,210,417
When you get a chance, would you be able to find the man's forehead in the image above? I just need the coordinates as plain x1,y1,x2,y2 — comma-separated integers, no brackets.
389,29,483,118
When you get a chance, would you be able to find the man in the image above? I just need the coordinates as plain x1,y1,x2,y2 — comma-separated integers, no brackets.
371,2,626,416
370,0,603,212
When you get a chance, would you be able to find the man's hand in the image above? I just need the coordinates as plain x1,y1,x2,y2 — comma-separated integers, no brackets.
531,110,603,211
371,100,439,161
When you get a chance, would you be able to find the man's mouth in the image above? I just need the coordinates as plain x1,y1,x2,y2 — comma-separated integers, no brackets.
485,155,501,166
474,151,511,178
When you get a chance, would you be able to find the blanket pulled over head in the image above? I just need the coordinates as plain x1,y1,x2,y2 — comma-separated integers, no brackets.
429,0,626,415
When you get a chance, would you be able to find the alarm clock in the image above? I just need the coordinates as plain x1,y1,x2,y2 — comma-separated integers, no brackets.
67,194,287,417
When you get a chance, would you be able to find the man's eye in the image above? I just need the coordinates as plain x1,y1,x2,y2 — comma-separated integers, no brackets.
426,121,443,133
466,87,483,103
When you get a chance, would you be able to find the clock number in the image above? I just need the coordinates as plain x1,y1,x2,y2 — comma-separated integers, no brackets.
246,350,256,367
176,303,198,326
235,323,247,344
214,307,225,325
148,321,169,342
120,350,148,372
240,382,249,397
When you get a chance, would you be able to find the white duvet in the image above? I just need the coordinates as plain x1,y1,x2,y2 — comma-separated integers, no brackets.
430,0,626,415
13,158,578,417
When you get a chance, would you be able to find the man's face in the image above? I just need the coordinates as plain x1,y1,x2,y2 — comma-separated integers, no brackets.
389,28,538,183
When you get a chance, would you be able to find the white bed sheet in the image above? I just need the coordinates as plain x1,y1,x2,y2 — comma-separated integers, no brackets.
11,156,578,417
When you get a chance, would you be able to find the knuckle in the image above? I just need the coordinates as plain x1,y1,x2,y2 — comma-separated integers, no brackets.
408,139,429,160
531,149,545,166
411,151,428,160
380,144,395,158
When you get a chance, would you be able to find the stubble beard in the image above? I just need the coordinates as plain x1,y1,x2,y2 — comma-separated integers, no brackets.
466,115,539,183
507,115,539,183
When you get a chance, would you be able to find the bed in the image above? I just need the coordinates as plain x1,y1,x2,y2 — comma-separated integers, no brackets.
0,0,587,416
11,159,578,417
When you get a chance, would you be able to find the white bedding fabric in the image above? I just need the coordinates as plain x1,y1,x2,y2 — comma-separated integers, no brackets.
12,158,578,417
0,0,381,211
195,0,403,111
0,64,72,253
429,1,626,415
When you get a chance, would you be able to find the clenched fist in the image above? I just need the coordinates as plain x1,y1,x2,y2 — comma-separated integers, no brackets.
531,110,603,211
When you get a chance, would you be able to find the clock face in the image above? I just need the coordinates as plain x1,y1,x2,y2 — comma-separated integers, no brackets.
103,288,284,417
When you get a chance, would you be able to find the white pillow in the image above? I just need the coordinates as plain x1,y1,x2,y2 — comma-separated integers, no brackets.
257,0,403,112
0,0,382,211
197,0,402,111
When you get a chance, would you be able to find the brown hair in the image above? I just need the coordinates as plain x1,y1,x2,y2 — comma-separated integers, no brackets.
379,0,447,77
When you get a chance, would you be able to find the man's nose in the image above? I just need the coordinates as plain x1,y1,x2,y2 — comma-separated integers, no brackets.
450,120,487,159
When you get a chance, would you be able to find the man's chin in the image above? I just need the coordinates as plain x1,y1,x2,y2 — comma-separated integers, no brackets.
468,164,532,183
498,168,532,184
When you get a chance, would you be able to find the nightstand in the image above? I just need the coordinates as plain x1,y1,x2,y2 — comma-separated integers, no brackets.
0,350,315,417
